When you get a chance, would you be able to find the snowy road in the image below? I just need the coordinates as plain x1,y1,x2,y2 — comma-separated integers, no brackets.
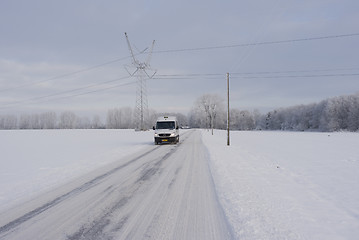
0,130,233,240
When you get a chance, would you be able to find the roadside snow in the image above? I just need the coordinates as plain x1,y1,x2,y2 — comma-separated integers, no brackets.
0,129,154,212
202,130,359,240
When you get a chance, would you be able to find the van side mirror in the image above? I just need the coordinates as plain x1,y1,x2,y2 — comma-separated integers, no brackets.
153,126,155,130
176,126,179,130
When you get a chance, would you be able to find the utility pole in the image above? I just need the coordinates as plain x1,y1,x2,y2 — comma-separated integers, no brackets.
227,72,230,146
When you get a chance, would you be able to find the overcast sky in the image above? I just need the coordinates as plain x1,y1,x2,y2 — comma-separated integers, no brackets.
1,0,358,118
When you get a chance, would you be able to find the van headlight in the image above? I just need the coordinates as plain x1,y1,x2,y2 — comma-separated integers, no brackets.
170,133,175,137
154,133,159,137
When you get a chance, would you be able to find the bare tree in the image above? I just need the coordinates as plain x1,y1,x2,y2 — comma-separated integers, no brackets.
188,106,207,128
91,115,103,129
19,114,31,129
40,112,57,129
258,93,359,132
0,115,17,129
59,111,77,129
76,116,91,129
195,94,224,134
106,107,134,129
106,108,121,129
347,94,359,131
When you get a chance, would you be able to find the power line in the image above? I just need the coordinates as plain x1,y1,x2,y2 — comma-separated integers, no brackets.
153,70,359,79
42,80,137,105
153,33,359,54
0,76,133,110
1,70,358,110
1,32,359,110
2,32,358,93
231,67,359,75
0,56,132,93
155,73,223,77
230,73,359,79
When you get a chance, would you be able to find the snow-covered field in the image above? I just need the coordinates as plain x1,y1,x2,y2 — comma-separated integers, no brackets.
1,129,359,239
203,130,359,240
0,129,154,212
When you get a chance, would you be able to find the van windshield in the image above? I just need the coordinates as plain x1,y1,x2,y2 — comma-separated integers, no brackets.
156,121,175,129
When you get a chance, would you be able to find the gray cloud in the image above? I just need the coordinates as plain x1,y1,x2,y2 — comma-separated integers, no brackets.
0,0,358,116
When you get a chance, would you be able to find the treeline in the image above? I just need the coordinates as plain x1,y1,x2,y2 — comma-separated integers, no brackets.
0,108,189,130
188,92,359,132
260,93,359,132
0,111,104,130
106,108,188,129
1,93,358,132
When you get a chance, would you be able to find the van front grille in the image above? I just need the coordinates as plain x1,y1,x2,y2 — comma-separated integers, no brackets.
159,134,171,137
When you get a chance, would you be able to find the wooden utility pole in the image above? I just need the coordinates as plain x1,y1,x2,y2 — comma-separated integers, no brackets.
227,72,230,146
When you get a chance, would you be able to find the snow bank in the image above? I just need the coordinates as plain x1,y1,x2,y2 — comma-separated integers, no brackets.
202,130,359,240
0,129,153,212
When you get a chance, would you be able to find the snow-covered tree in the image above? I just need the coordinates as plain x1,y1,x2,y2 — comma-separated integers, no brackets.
106,107,134,129
91,115,104,129
0,115,17,129
230,109,255,130
347,94,359,131
259,93,359,132
40,112,57,129
192,94,224,134
59,111,77,129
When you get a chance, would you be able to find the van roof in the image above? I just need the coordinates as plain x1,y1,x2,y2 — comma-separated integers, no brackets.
157,116,177,121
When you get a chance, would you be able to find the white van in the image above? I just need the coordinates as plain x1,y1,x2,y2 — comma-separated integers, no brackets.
153,116,179,144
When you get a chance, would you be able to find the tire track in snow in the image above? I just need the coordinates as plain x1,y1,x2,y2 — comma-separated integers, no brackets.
1,130,233,240
65,142,182,240
0,146,161,236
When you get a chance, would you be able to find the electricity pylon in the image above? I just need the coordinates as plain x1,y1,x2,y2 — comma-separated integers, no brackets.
124,32,156,131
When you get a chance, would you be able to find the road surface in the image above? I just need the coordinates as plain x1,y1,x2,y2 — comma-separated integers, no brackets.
0,130,234,240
